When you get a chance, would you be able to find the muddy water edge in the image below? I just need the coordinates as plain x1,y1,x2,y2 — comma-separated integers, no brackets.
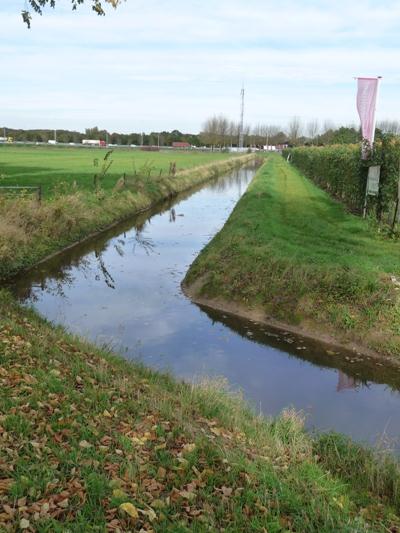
6,163,400,450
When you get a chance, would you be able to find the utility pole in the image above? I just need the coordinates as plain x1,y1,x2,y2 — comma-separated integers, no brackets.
238,86,245,150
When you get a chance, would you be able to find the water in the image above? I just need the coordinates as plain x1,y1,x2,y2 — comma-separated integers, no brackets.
9,166,400,449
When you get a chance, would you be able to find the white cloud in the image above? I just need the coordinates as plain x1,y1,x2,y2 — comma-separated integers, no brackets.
1,0,399,131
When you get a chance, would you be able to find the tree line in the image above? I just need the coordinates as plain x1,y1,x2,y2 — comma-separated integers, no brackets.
0,127,201,147
200,114,400,149
3,118,399,149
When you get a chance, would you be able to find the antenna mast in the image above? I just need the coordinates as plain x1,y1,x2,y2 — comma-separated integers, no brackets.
238,86,245,150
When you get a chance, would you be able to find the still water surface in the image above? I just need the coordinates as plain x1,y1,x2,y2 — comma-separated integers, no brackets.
10,166,400,448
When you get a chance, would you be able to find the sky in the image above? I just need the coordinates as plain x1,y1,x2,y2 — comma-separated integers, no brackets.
1,0,400,134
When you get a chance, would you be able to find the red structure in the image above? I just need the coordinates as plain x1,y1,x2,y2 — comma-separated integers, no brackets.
172,141,191,149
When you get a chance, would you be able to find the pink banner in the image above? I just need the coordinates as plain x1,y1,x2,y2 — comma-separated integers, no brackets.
356,77,379,146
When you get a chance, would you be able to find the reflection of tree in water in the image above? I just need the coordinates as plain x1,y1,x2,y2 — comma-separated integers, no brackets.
207,168,253,194
17,256,94,302
131,229,155,255
94,250,115,289
169,208,176,222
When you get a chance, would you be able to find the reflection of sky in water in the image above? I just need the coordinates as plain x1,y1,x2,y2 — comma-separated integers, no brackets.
15,167,400,449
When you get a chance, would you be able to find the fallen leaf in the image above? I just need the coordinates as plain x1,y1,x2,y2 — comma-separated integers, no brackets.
113,488,127,499
119,502,139,519
20,518,30,529
58,498,69,508
221,486,233,497
182,443,196,454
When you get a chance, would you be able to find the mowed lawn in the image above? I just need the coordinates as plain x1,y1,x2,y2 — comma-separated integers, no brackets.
0,146,235,196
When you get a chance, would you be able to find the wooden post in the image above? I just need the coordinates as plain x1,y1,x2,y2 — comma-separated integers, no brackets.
391,160,400,234
362,189,368,218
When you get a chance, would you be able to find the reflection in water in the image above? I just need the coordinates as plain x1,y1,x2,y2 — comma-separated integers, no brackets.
337,371,360,393
8,163,400,449
94,251,115,289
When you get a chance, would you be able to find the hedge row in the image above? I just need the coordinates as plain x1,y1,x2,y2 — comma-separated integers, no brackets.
283,137,400,220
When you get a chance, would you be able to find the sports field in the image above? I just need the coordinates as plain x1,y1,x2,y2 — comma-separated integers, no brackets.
0,145,235,196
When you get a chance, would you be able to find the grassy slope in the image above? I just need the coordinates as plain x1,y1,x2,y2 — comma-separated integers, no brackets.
184,154,400,356
0,154,254,281
0,146,236,196
1,290,400,532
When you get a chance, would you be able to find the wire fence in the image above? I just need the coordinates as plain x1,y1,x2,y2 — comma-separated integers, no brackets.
0,185,42,204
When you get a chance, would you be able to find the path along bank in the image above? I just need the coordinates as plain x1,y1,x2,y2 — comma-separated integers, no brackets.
0,154,255,281
183,154,400,362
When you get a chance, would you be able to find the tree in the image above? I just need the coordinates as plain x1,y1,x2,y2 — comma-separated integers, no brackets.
23,0,124,28
306,119,319,144
288,116,302,145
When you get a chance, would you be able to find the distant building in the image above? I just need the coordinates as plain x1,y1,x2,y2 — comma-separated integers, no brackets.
263,144,288,152
82,139,106,147
172,141,191,149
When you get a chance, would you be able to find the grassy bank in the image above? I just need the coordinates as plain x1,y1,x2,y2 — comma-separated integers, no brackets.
0,154,254,281
0,146,237,195
1,290,400,532
284,137,400,222
184,154,400,357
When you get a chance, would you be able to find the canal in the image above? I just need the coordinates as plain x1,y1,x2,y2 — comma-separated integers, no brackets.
10,164,400,449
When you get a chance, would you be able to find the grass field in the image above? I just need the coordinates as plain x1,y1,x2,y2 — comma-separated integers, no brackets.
184,154,400,357
0,146,236,196
0,153,253,280
1,289,400,532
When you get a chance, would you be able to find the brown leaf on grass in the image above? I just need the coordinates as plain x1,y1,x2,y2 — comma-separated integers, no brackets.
181,443,196,454
221,486,233,497
156,467,166,479
0,478,13,494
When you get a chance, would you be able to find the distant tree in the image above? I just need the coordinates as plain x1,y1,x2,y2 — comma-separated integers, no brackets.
260,124,280,146
200,116,219,149
23,0,124,28
377,120,400,135
330,126,360,144
306,119,319,144
85,126,100,139
228,121,239,147
288,116,302,145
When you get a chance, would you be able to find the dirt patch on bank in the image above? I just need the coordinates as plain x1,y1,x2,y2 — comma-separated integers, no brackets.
182,276,400,370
